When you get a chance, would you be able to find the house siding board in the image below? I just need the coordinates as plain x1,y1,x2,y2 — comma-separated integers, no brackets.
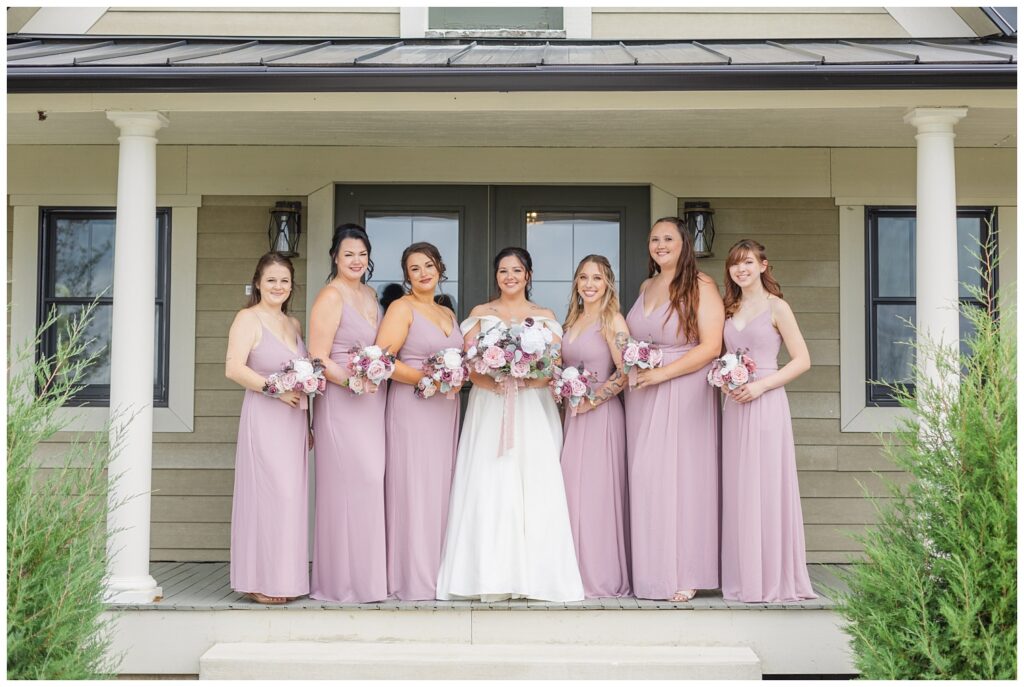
86,9,400,38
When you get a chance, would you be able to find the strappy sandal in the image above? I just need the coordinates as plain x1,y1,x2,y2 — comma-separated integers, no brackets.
245,592,288,605
669,589,697,602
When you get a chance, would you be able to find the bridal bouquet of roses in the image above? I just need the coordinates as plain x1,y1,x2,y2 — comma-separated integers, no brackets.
620,337,664,387
262,357,327,400
415,347,469,400
707,348,757,390
341,344,396,395
466,317,559,383
550,365,598,415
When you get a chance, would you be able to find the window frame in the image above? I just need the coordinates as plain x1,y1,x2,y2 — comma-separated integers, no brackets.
864,205,998,406
36,207,173,407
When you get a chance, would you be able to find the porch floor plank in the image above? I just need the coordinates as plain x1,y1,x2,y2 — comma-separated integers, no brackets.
116,563,847,611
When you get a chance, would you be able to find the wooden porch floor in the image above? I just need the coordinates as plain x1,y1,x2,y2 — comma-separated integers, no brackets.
112,562,848,612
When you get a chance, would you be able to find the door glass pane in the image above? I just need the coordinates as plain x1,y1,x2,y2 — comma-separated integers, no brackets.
876,216,915,298
875,304,915,384
527,211,620,321
364,212,460,314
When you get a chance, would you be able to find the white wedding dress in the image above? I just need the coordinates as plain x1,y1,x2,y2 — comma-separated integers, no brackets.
436,315,584,602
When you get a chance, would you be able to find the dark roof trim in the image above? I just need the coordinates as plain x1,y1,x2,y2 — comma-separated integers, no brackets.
7,63,1016,93
983,7,1017,36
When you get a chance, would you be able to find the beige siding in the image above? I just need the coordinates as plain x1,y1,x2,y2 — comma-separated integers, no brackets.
698,197,899,563
87,7,400,37
592,7,909,40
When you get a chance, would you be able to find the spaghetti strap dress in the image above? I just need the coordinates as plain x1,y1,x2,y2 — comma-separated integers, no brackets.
230,323,310,598
721,308,816,603
310,304,388,603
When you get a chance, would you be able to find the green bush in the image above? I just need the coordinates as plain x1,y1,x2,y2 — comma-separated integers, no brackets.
833,262,1017,678
7,304,124,679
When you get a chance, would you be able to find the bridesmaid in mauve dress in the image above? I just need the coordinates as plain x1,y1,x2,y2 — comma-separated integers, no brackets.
559,255,632,598
719,239,816,603
625,217,725,602
225,252,309,604
308,224,387,603
376,242,463,600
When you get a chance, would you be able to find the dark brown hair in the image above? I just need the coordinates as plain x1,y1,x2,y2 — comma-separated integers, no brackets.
493,246,533,299
649,217,700,343
247,252,296,314
401,241,447,292
723,239,784,317
327,223,374,283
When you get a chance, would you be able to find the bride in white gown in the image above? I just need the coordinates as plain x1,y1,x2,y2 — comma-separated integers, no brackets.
436,247,584,602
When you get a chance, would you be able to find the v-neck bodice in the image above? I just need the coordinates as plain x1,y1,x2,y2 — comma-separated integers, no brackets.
561,321,615,384
725,307,780,372
330,301,383,363
398,309,463,369
249,322,306,375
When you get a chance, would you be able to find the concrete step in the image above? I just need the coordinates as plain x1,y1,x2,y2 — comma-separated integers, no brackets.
199,641,762,680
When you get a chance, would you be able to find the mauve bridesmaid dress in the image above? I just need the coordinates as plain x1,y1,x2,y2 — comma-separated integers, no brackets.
559,321,631,598
385,308,463,600
310,303,388,603
721,306,816,603
624,290,720,599
230,322,310,598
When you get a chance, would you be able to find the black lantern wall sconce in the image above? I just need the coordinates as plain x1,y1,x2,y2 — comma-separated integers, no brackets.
268,201,302,257
682,201,715,258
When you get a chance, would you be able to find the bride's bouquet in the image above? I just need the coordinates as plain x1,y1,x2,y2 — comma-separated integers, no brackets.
262,357,327,404
620,337,664,387
466,317,559,383
707,348,757,390
341,344,396,395
415,347,469,400
550,365,598,415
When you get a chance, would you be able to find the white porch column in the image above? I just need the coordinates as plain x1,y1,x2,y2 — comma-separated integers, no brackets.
902,107,967,393
104,111,169,603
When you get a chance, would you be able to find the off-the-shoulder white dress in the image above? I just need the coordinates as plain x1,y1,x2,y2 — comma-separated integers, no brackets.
435,315,584,602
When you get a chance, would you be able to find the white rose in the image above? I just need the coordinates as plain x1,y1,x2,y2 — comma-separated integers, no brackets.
561,366,580,381
292,359,314,378
481,328,501,347
364,345,383,360
721,353,739,373
519,327,547,355
466,346,478,359
442,349,463,369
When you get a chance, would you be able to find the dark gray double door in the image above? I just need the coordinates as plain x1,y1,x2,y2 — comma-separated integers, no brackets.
334,184,651,319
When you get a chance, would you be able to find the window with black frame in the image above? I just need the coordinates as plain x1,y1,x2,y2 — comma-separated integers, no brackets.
865,207,998,406
37,208,172,407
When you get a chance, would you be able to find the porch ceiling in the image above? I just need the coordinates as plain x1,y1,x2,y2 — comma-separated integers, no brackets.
7,106,1016,148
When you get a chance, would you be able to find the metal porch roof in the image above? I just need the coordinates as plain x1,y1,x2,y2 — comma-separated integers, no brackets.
7,35,1017,92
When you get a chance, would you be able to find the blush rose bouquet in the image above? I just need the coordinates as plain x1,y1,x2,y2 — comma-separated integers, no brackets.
465,317,558,383
341,344,396,395
262,357,327,403
416,347,469,400
620,337,664,387
549,365,598,415
707,348,757,391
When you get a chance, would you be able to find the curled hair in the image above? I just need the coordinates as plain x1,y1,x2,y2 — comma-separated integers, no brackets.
563,255,621,335
246,252,296,314
401,241,447,292
723,239,784,317
493,246,533,299
649,217,700,343
327,223,374,283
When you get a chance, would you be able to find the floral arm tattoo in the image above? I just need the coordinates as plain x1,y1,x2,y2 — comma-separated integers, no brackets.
589,331,630,406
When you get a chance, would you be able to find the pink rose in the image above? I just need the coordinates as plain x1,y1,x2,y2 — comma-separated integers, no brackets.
510,360,531,378
569,377,588,397
731,366,749,386
708,367,723,388
649,347,664,367
638,346,650,362
450,368,464,386
302,377,318,393
743,356,757,373
474,358,491,375
623,345,639,366
280,371,299,391
483,346,506,369
347,376,365,394
366,359,387,383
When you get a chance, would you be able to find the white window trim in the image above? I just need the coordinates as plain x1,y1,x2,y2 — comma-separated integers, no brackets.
400,6,591,39
9,196,200,433
838,201,1014,433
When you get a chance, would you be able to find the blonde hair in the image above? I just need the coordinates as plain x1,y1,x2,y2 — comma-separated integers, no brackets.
563,255,621,335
